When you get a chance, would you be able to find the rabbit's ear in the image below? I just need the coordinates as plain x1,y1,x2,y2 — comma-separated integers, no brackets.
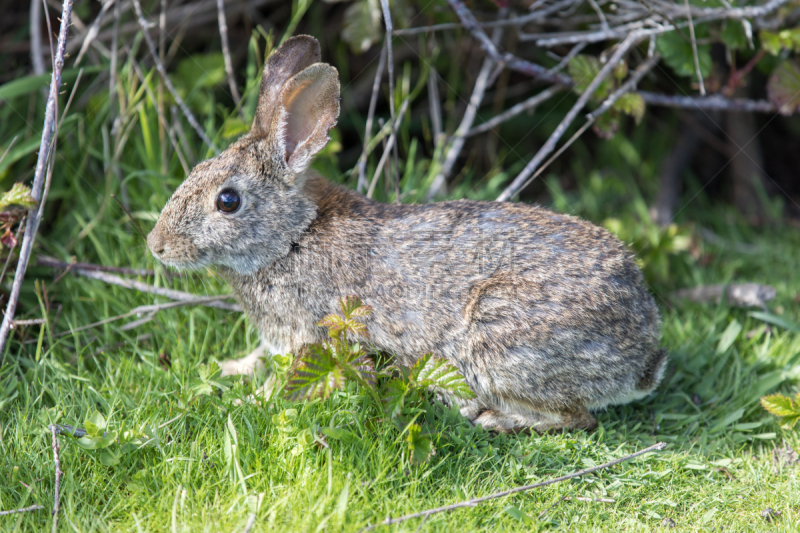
251,35,320,138
275,64,340,175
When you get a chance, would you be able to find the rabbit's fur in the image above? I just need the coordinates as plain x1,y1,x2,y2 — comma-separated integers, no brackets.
148,36,667,433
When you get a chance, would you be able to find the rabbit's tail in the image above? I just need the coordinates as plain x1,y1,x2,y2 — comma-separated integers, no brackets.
636,348,668,393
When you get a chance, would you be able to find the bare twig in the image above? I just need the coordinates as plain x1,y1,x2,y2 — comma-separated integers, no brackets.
357,46,387,194
464,85,565,138
379,0,401,202
131,0,220,153
0,0,74,355
497,31,641,202
49,425,63,533
72,268,241,311
217,0,244,118
74,0,115,65
362,442,667,530
37,256,154,277
30,0,45,75
0,504,45,516
638,91,777,112
684,0,705,95
447,0,573,87
367,99,410,199
427,9,507,200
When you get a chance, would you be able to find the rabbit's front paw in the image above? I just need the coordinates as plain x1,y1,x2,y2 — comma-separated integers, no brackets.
219,343,267,377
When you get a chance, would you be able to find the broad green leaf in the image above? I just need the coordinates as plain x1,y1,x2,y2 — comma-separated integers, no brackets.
409,354,475,400
759,28,800,55
568,55,614,100
175,53,226,89
320,427,358,443
85,411,107,437
0,183,37,210
339,295,373,319
504,505,534,525
767,60,800,116
382,378,408,419
716,319,742,354
406,423,435,464
341,0,382,54
284,343,347,401
761,393,800,417
100,449,121,466
0,66,102,101
721,21,749,51
613,93,645,124
657,29,712,80
273,353,294,374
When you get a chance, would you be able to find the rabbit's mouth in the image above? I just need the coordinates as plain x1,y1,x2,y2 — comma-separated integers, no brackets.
147,229,208,271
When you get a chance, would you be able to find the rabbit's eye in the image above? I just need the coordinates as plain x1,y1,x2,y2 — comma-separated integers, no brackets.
216,189,241,213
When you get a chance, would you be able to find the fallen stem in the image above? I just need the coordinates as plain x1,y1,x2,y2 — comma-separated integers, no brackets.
362,442,666,530
0,504,45,516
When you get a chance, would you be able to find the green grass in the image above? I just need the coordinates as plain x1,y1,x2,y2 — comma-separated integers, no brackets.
2,25,800,533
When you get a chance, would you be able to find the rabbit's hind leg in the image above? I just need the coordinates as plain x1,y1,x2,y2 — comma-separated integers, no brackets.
473,407,597,434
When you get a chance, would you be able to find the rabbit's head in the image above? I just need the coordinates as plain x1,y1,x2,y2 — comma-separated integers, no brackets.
147,36,339,274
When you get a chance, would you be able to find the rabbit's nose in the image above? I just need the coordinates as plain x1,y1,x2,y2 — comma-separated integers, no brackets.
147,229,166,255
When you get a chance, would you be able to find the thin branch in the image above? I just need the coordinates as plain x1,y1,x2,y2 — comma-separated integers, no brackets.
463,85,565,138
30,0,45,75
497,31,641,202
0,504,45,516
447,0,573,87
217,0,244,118
427,9,507,201
37,256,154,277
379,0,401,203
684,0,706,95
49,425,63,533
367,99,410,200
362,442,667,530
639,91,777,112
131,0,220,153
72,268,241,311
357,46,387,194
0,0,74,355
74,0,115,65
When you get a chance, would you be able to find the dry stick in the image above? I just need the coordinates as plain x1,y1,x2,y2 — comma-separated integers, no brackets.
217,0,244,119
684,0,705,96
447,0,573,88
379,0,401,203
0,505,45,516
36,256,154,278
0,0,74,356
131,0,220,154
505,54,660,200
464,85,565,138
356,45,387,194
639,91,777,112
367,99,410,199
497,31,641,202
74,0,115,65
243,513,257,533
49,425,63,533
73,268,242,311
427,11,507,201
363,442,667,530
548,42,588,75
30,0,46,75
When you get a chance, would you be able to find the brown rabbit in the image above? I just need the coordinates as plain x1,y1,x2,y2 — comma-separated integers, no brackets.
147,35,667,433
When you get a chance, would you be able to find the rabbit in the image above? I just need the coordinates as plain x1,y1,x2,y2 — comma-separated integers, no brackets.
147,35,667,433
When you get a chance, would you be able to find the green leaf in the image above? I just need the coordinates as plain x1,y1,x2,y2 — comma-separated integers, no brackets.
759,28,800,55
657,29,712,80
222,117,249,139
613,93,645,124
761,393,800,417
716,319,742,354
406,423,435,464
0,66,102,101
593,111,620,139
767,60,800,116
85,411,107,437
748,310,800,332
504,505,534,525
320,427,357,443
99,449,121,466
175,53,226,89
284,343,347,401
409,354,475,400
0,183,37,210
341,0,382,54
382,378,408,419
568,55,613,101
273,353,294,375
339,295,373,319
721,21,749,51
